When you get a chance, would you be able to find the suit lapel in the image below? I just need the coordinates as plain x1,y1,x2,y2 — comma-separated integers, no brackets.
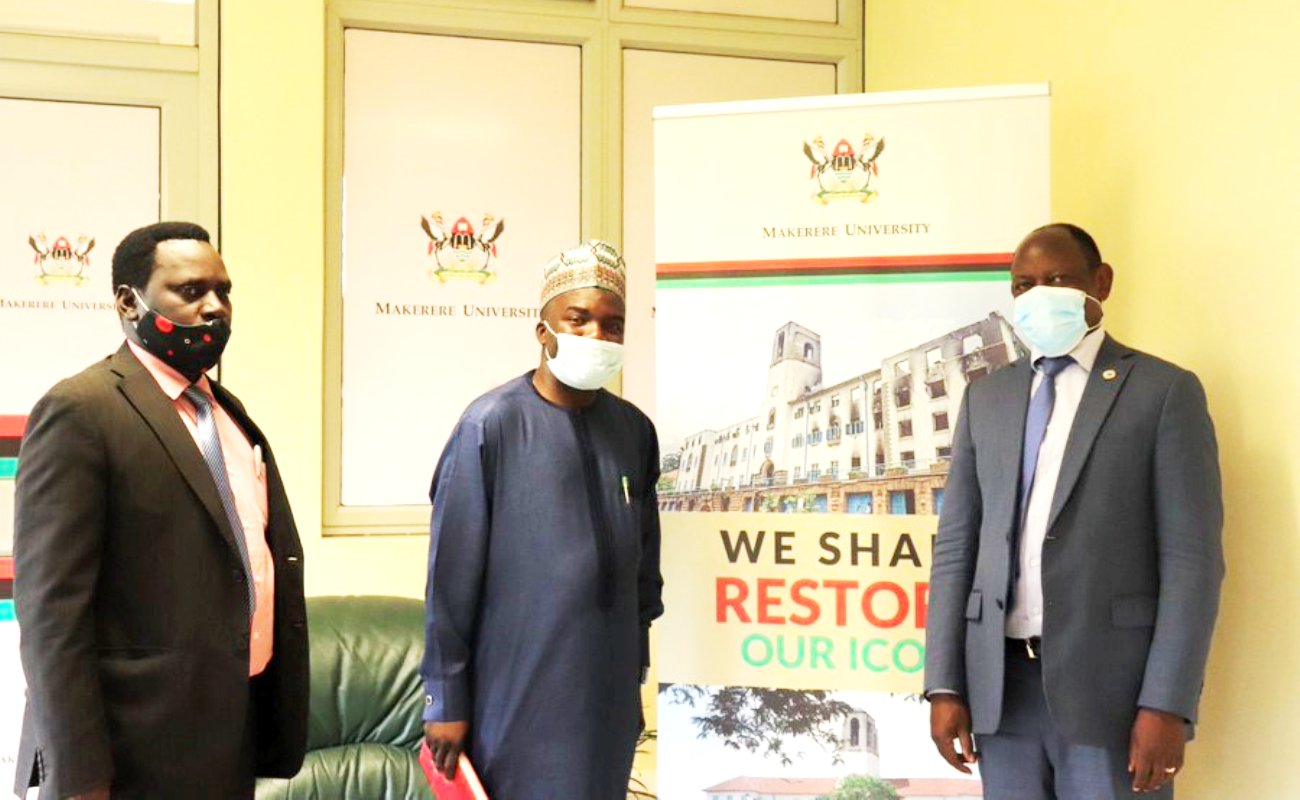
992,357,1034,532
211,379,295,555
1046,335,1135,533
110,344,243,557
210,380,264,448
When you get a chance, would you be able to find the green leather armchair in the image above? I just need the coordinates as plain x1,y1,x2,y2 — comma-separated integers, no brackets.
257,596,435,800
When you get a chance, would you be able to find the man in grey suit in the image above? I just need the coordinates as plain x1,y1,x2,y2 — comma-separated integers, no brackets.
925,223,1223,798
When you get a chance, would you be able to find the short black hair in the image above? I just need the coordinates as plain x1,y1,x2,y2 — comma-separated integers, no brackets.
1030,222,1102,270
111,221,211,292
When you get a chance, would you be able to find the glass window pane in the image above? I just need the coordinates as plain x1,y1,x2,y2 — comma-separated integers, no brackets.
0,97,161,419
339,30,581,508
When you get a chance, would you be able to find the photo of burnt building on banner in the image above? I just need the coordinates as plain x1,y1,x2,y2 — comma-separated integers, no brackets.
660,314,1025,515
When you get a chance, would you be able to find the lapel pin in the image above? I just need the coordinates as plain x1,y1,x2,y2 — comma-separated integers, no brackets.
1102,369,1117,381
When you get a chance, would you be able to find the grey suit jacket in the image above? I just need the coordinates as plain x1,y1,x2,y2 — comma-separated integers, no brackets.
12,344,309,798
924,335,1224,748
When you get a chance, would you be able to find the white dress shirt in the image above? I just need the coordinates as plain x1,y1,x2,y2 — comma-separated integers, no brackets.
1005,326,1106,639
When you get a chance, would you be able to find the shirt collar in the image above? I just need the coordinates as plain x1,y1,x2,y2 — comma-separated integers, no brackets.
126,340,213,401
1030,325,1106,374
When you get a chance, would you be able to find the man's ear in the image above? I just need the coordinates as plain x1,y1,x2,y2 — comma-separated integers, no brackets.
115,285,142,322
1094,262,1114,303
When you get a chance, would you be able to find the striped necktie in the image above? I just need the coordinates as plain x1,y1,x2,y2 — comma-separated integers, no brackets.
1009,355,1074,600
182,384,256,615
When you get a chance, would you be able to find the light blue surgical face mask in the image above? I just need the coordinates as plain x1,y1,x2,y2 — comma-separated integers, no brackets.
1012,286,1102,357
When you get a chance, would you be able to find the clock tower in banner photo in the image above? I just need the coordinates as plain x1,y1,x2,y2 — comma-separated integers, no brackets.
761,322,823,484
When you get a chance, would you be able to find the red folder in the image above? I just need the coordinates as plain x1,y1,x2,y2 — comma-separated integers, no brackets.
419,741,490,800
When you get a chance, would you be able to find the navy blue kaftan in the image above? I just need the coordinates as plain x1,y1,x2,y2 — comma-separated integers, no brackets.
422,373,664,800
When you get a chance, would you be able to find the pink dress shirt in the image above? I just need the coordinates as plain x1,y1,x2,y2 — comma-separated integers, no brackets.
127,341,275,676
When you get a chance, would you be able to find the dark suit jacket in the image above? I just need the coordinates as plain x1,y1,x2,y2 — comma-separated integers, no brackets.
924,336,1224,749
12,344,309,798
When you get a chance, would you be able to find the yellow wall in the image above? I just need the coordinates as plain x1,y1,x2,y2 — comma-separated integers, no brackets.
221,0,431,600
866,1,1300,795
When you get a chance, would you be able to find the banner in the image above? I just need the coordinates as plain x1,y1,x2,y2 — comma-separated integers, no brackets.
654,85,1049,800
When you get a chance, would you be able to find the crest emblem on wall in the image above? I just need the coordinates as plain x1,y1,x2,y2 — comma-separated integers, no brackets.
803,134,886,204
28,233,95,285
420,212,505,284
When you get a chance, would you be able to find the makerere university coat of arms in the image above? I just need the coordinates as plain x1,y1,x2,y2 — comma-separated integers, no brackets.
803,134,886,204
420,212,505,283
29,233,95,285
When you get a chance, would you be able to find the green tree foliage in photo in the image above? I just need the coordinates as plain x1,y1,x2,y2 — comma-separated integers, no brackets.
819,774,900,800
660,685,853,765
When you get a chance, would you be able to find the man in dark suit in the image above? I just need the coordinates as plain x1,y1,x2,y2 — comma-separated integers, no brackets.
925,224,1223,798
12,222,309,799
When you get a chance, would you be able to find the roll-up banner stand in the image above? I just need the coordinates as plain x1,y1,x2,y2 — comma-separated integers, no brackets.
654,84,1050,800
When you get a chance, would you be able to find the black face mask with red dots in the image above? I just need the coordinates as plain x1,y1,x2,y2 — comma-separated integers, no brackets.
130,289,231,379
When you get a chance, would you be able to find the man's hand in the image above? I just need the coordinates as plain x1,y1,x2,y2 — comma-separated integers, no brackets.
929,694,978,774
1128,707,1186,793
69,789,111,800
424,720,470,780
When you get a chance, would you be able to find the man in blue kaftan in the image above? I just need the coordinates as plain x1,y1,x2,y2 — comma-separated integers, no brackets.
422,240,664,800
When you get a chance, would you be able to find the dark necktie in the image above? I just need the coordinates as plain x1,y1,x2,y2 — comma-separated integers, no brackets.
1009,355,1074,600
182,384,256,615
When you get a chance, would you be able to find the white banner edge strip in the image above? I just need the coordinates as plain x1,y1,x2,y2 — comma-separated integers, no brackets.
652,82,1051,120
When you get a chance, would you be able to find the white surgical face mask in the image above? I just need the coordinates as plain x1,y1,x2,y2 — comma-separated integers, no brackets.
1012,286,1102,357
543,321,624,391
